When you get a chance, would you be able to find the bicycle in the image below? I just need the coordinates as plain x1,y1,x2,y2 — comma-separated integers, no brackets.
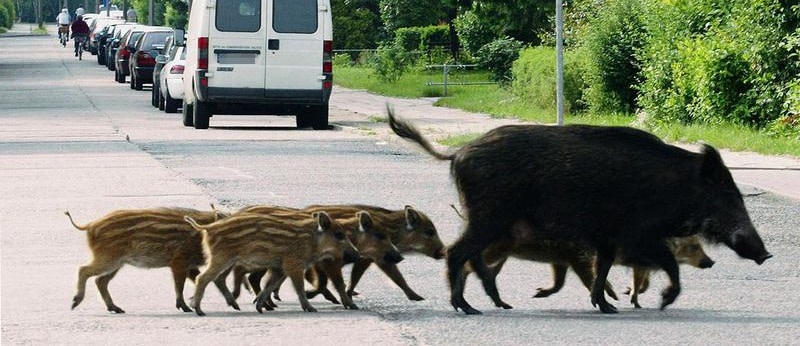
74,35,88,60
59,25,69,47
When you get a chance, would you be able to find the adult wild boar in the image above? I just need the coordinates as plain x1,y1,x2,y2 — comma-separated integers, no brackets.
387,108,771,314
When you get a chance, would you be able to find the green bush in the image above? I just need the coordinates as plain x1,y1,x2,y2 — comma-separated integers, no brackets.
395,25,449,52
475,37,524,83
164,0,188,29
454,11,498,55
511,46,588,113
0,0,14,28
0,6,9,29
639,0,798,128
580,0,647,114
369,43,411,82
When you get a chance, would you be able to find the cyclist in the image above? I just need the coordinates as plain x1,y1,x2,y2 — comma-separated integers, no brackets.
56,9,71,45
70,15,91,57
75,6,85,17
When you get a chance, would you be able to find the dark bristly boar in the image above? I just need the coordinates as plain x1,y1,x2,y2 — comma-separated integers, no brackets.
464,234,713,309
184,211,352,315
387,107,771,315
303,204,445,301
65,207,235,313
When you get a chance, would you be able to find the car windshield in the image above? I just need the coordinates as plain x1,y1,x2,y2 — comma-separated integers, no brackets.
141,32,171,51
127,32,145,47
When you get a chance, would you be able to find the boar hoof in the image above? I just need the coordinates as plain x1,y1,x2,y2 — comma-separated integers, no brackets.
633,301,642,309
303,305,318,313
533,288,555,298
452,297,482,315
345,303,359,310
229,301,241,311
272,292,282,301
194,309,205,316
177,302,193,312
592,297,618,314
659,286,681,310
108,305,125,314
406,293,425,301
495,301,513,310
71,295,84,310
347,290,360,297
305,290,320,299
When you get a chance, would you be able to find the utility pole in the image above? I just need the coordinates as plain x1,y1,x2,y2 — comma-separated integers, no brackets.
555,0,565,126
148,0,153,25
36,0,42,28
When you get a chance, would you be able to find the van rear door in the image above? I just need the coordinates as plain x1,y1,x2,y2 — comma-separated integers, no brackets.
208,0,266,99
264,0,323,98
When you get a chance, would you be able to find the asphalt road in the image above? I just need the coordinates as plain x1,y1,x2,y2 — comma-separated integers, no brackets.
2,30,800,346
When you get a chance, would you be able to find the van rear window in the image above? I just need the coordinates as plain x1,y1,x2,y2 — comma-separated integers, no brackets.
216,0,261,32
273,0,317,34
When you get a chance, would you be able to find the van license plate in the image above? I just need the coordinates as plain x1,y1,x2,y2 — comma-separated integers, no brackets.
217,53,257,64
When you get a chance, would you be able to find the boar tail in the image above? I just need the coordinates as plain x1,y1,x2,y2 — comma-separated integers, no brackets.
64,211,90,231
387,104,454,161
184,216,208,232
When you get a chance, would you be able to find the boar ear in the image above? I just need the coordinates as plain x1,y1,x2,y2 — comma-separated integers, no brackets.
357,211,373,233
700,144,731,183
313,212,332,232
405,205,421,230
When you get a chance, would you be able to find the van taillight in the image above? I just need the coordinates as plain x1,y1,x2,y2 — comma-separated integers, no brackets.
170,65,185,74
198,37,209,70
323,40,333,87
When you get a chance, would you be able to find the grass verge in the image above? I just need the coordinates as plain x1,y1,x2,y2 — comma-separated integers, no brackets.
335,66,800,156
32,26,47,35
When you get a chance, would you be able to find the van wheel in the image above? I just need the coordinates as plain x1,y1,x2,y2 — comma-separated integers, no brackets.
310,105,329,130
165,93,180,114
193,101,211,129
182,100,194,127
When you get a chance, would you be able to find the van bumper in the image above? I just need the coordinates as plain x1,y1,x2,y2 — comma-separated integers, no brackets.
206,87,331,105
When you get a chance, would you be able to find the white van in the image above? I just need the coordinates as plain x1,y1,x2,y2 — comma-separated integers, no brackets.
181,0,333,130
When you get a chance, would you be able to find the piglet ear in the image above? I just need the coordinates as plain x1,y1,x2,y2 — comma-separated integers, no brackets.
313,211,332,232
701,144,732,183
405,206,421,230
357,211,373,233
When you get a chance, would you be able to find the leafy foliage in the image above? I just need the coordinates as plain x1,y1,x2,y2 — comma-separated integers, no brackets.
512,46,588,113
379,0,447,32
453,10,499,55
475,37,524,83
332,0,383,49
394,25,449,51
369,43,411,82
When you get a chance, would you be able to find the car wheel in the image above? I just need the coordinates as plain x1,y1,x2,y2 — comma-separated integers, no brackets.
182,100,194,127
159,92,166,111
115,70,124,83
131,75,144,90
165,93,179,113
97,53,105,65
193,100,211,129
151,84,159,107
107,55,115,71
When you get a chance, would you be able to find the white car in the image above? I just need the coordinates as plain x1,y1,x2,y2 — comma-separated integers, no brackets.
158,46,185,113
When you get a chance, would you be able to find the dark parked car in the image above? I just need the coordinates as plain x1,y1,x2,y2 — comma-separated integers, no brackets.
89,17,124,56
129,29,172,90
114,26,161,83
105,23,136,71
152,35,176,106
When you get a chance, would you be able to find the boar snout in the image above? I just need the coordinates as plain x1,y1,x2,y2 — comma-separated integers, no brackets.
384,251,404,264
699,257,715,269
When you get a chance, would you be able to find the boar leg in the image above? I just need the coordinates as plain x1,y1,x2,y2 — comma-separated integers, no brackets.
95,269,125,313
630,267,650,308
448,219,503,315
231,266,249,299
284,261,316,312
192,258,235,316
248,269,267,296
320,262,358,309
169,263,194,312
255,270,285,312
649,242,681,310
211,267,240,311
346,258,373,297
591,245,617,313
570,258,618,301
72,258,122,311
376,262,425,301
535,264,568,298
469,255,512,309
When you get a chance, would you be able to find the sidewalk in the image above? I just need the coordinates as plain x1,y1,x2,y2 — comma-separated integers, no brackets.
0,22,49,38
330,86,800,201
